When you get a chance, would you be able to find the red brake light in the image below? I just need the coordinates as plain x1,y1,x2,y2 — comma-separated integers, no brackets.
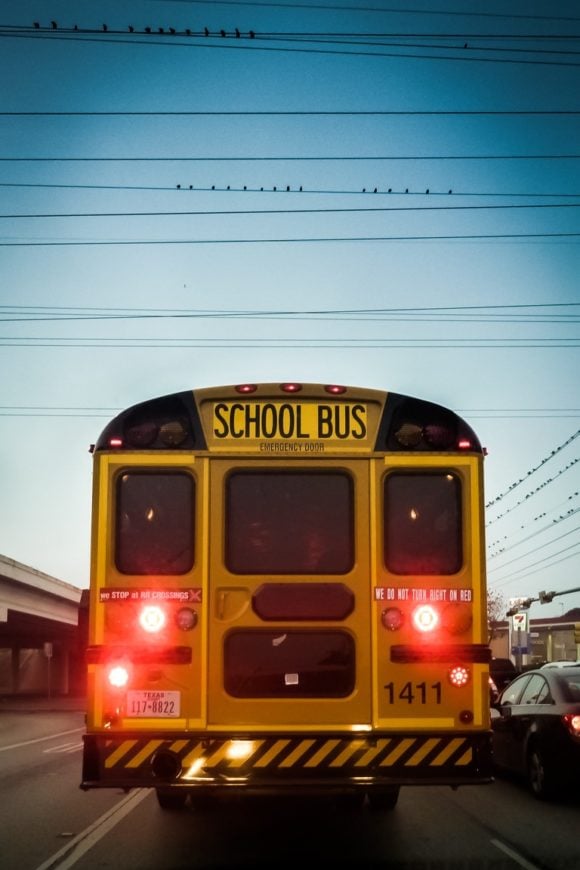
563,713,580,737
108,664,130,688
381,607,404,631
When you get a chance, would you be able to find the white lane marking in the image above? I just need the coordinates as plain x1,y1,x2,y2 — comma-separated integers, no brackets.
0,728,85,753
33,789,150,870
43,742,83,754
491,838,544,870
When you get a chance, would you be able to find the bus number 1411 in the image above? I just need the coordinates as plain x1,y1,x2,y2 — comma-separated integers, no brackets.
384,682,442,705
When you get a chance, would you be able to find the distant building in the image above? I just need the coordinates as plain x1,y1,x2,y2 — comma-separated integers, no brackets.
490,608,580,667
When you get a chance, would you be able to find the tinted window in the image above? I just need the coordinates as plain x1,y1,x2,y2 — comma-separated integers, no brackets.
115,472,194,574
560,674,580,702
226,472,353,574
500,674,531,706
384,472,462,574
224,630,355,697
520,674,551,705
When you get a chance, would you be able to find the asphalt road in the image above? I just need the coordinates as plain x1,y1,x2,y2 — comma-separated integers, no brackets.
1,710,579,870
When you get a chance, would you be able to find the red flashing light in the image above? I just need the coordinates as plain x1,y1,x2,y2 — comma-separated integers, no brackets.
139,605,166,633
108,664,130,688
412,604,439,633
235,384,257,394
280,383,302,393
324,384,347,395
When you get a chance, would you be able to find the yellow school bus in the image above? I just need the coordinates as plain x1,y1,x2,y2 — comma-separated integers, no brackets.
81,382,492,810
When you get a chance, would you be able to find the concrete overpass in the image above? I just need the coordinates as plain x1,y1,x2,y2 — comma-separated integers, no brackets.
0,554,86,696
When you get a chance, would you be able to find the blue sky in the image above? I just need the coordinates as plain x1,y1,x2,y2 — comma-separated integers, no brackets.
0,0,579,622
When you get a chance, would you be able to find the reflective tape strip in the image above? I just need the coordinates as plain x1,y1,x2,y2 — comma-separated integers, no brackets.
101,734,479,773
126,740,163,769
354,739,392,767
204,742,235,767
104,740,138,768
253,739,291,768
279,739,316,768
430,738,466,767
304,738,341,768
329,739,367,768
406,738,441,767
456,747,473,766
228,740,265,768
379,738,415,767
181,742,206,768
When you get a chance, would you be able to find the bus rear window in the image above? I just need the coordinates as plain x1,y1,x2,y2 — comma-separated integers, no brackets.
115,472,194,574
384,472,462,575
226,471,353,574
224,630,355,698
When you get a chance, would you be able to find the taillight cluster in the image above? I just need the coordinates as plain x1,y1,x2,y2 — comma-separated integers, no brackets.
563,713,580,737
381,602,472,636
106,602,198,635
104,602,197,691
381,600,474,691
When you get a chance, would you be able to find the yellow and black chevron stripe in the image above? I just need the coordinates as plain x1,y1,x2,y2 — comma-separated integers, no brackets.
83,733,492,787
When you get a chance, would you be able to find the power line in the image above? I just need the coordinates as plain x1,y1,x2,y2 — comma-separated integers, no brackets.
6,27,580,67
0,404,578,418
3,202,580,220
486,429,580,510
2,181,579,200
3,153,580,161
146,1,580,22
1,110,579,116
3,231,580,247
0,338,579,348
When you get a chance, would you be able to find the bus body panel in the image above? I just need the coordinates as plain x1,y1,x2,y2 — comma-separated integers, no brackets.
81,383,492,795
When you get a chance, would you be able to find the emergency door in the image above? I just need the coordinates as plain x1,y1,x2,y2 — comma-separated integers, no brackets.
207,459,372,729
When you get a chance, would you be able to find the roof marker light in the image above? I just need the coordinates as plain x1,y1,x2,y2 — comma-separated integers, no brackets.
324,384,347,394
280,383,302,393
109,437,123,448
458,439,472,450
235,384,257,394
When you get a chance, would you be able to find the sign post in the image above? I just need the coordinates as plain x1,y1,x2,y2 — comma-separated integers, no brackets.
510,612,528,671
43,642,53,698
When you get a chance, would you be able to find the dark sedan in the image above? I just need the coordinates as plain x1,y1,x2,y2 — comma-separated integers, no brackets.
491,666,580,800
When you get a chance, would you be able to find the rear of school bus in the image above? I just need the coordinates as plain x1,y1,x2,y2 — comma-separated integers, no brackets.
81,383,492,809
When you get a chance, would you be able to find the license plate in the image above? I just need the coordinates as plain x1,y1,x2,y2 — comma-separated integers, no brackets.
126,691,181,717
